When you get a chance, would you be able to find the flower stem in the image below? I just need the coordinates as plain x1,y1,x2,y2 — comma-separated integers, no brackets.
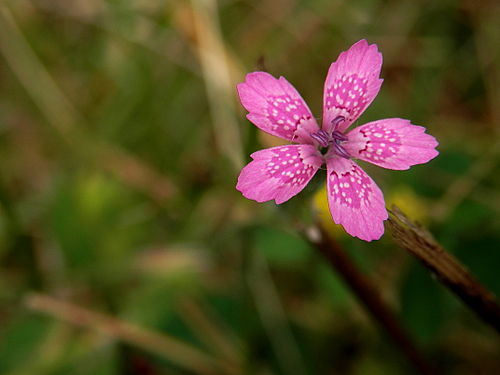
302,224,436,375
388,205,500,335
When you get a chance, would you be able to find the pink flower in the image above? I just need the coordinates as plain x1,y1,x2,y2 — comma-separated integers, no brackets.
236,40,438,241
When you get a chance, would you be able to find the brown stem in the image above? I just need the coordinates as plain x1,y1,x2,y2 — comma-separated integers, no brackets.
303,225,436,375
387,205,500,335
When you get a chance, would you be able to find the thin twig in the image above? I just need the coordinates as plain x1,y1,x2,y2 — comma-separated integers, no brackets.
303,224,436,375
25,293,236,375
388,205,500,335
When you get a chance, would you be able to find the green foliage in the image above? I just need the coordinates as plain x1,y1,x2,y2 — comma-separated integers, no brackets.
255,227,310,267
0,0,499,374
400,264,446,344
0,314,51,373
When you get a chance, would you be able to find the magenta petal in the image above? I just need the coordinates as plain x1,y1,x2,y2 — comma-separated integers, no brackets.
236,144,322,204
323,40,383,133
344,118,439,170
326,157,387,241
237,72,320,143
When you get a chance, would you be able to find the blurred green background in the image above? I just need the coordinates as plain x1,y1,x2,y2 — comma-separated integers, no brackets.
0,0,499,374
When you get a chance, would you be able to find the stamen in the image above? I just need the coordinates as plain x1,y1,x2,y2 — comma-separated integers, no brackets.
310,129,330,148
310,116,351,159
331,131,348,142
330,116,350,158
331,115,345,130
332,142,351,159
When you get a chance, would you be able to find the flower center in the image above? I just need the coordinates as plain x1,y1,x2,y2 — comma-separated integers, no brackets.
310,116,351,159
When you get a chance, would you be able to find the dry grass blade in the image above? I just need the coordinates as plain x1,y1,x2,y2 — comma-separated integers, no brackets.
95,145,177,203
25,293,235,375
246,251,308,375
388,205,500,335
189,0,244,170
0,4,177,202
431,142,500,223
0,5,79,134
31,0,200,75
178,298,244,370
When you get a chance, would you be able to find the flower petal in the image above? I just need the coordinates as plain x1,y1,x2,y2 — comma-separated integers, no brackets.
344,118,439,170
237,72,319,143
326,157,387,241
237,144,322,204
323,40,383,133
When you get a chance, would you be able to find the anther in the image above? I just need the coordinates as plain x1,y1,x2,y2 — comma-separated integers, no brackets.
310,116,351,159
331,131,348,142
330,116,350,158
332,142,351,159
310,129,330,148
331,115,346,130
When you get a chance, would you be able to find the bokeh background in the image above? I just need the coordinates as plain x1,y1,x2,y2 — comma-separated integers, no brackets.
0,0,499,374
